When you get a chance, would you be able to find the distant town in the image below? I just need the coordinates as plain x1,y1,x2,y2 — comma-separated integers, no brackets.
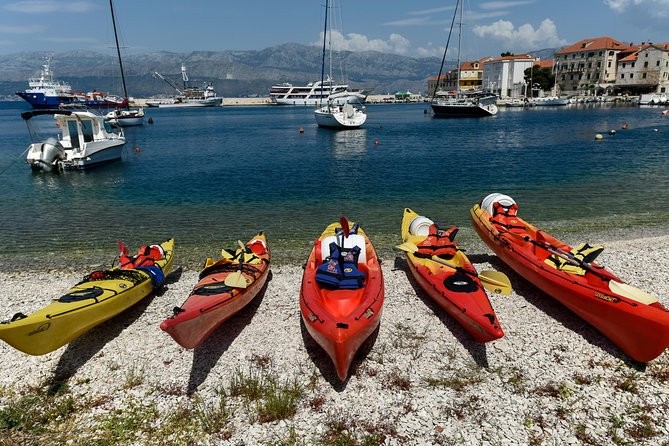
429,36,669,101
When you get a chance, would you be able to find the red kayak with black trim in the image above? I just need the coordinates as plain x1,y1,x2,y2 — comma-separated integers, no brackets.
160,233,270,349
471,193,669,362
401,208,504,342
300,220,384,381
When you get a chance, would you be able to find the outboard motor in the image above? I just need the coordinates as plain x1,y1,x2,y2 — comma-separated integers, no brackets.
29,137,65,171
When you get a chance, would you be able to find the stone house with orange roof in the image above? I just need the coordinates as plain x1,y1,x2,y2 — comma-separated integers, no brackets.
427,58,491,96
617,43,669,95
554,36,634,95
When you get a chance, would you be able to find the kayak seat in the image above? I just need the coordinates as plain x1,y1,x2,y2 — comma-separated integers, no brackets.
321,234,367,264
544,243,604,276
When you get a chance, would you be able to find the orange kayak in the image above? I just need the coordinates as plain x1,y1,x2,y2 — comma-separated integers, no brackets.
160,233,270,349
401,208,504,342
471,194,669,362
300,220,384,381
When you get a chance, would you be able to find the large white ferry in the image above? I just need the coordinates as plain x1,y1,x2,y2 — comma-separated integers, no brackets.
269,76,367,106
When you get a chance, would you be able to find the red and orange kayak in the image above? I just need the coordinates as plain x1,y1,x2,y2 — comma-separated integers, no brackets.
160,233,270,349
300,220,384,381
471,194,669,362
401,208,504,342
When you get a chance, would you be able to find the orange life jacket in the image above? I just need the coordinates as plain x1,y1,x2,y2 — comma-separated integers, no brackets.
120,245,164,269
490,202,525,233
417,224,458,259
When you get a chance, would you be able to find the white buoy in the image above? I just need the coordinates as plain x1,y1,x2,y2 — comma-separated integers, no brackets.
595,134,604,140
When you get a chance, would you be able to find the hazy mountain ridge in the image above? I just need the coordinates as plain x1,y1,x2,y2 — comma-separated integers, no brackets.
1,43,557,98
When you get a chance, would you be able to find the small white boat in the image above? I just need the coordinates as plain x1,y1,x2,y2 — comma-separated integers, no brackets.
105,107,145,127
531,96,570,106
314,0,366,129
23,109,126,172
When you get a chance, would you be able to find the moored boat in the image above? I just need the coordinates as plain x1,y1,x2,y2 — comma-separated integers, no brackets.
23,109,126,172
160,233,270,349
16,55,128,110
148,65,222,108
0,239,174,356
399,208,506,342
270,77,368,106
300,219,384,380
471,193,669,362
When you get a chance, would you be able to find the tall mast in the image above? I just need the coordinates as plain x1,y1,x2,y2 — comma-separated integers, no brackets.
319,0,329,107
456,0,463,95
109,0,128,104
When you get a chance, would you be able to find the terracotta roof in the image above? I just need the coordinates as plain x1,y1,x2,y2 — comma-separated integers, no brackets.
556,36,631,55
619,53,637,62
460,61,480,70
534,60,554,69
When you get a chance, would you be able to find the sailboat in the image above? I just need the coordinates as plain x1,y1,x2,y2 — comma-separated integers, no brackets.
105,0,144,127
314,0,366,129
431,0,497,118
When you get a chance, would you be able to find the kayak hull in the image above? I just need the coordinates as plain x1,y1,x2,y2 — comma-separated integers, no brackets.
300,222,384,381
471,202,669,362
160,233,270,349
401,208,503,342
0,239,174,356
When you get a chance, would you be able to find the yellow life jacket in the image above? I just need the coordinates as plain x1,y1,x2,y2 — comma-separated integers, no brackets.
544,243,604,275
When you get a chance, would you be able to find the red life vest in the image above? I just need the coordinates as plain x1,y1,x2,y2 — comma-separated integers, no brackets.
490,202,525,233
120,245,164,269
417,224,458,259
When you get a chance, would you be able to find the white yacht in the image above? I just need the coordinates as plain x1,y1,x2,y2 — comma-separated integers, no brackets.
23,110,126,172
270,77,367,106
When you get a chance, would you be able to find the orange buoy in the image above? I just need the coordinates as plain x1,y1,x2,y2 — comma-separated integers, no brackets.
374,137,379,145
135,147,141,153
622,123,629,130
299,127,304,133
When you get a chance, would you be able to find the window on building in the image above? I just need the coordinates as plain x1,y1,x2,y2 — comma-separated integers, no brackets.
632,62,635,67
644,61,649,67
597,62,601,68
570,75,574,80
609,51,614,56
561,75,565,80
587,62,592,68
661,87,666,92
642,73,647,79
588,52,594,57
630,73,634,78
572,54,576,59
599,51,603,56
622,63,626,68
620,74,624,79
657,60,661,66
608,61,611,68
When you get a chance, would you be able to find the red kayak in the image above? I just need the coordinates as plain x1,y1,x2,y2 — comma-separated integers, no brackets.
300,219,384,381
400,208,505,342
160,233,270,349
471,193,669,362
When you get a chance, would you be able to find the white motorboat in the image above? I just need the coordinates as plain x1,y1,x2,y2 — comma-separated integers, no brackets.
148,66,222,108
270,78,367,106
314,0,367,129
532,96,570,106
430,0,497,118
23,110,126,172
105,0,144,127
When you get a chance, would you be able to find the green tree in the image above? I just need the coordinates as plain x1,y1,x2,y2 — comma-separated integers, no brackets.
501,51,514,57
524,66,555,92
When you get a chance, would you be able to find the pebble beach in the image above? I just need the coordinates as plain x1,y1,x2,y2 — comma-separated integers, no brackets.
0,230,668,445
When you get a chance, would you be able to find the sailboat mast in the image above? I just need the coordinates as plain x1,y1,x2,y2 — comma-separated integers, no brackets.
109,0,128,103
456,0,463,95
319,0,329,107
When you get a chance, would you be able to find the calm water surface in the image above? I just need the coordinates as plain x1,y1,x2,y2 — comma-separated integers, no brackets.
0,101,667,268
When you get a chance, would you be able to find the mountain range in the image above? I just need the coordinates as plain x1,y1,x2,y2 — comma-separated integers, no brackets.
0,43,557,99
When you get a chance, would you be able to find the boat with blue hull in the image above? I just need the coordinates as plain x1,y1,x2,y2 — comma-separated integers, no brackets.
16,56,128,110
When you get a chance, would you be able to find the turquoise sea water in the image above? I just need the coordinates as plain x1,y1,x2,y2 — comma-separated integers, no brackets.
0,101,667,269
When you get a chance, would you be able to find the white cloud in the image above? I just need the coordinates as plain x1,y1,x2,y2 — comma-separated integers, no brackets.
408,6,454,16
0,24,45,33
5,1,95,14
37,36,98,44
473,19,567,51
317,31,413,55
480,1,535,9
604,0,669,18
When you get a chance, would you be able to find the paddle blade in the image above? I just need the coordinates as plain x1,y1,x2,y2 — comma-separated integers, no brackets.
117,241,129,255
395,242,419,254
609,280,658,305
478,270,512,295
340,217,350,238
224,271,249,288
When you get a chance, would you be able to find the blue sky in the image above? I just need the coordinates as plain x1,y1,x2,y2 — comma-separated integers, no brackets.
1,0,668,60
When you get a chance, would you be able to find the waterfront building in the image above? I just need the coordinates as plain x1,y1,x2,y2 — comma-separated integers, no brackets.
427,58,491,96
482,54,536,98
617,43,669,95
555,36,633,95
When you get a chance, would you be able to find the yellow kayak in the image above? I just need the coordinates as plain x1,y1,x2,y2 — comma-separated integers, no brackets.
0,239,174,355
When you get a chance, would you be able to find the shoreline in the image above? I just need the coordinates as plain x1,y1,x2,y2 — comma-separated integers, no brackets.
0,230,667,444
